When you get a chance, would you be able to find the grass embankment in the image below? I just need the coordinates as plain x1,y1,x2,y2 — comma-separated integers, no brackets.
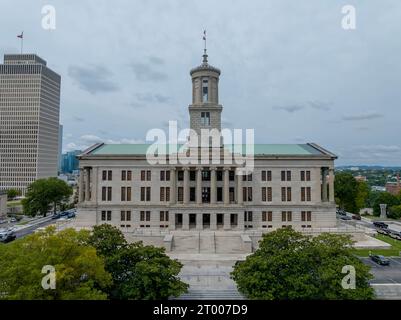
6,200,22,207
355,234,401,257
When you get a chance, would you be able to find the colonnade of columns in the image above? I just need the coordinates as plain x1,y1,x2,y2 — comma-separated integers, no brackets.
169,212,244,230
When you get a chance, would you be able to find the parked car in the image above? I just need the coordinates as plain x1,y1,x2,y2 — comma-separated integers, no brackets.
67,211,76,219
10,217,17,223
51,213,61,220
0,220,7,225
336,209,346,216
377,228,390,235
352,215,361,220
370,254,390,266
340,215,352,221
0,231,16,243
389,232,401,241
373,221,388,229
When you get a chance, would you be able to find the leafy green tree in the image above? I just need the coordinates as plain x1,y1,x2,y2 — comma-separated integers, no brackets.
334,172,359,213
0,227,112,300
88,224,188,299
355,181,370,213
231,228,374,300
22,177,72,217
6,188,20,200
388,205,401,219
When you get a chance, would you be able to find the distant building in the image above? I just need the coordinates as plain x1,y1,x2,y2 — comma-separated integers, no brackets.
58,124,63,173
371,186,386,192
355,175,367,182
386,174,401,196
0,191,6,220
0,54,61,195
61,150,81,173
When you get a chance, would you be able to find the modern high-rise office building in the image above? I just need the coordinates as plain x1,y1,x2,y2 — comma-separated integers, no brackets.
0,54,61,195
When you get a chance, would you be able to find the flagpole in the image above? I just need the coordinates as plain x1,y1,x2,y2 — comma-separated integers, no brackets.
21,32,23,54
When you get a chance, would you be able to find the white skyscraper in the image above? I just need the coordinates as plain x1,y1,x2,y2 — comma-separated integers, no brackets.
0,54,61,194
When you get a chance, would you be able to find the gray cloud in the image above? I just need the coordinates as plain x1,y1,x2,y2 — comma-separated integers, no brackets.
135,93,171,104
308,100,331,111
342,112,384,121
273,105,305,113
148,56,164,65
130,61,168,82
72,116,85,122
68,65,119,94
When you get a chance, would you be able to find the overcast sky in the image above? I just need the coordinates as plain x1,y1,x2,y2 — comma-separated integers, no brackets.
1,0,400,166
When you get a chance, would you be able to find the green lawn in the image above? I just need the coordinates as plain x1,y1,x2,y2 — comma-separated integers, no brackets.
355,234,401,257
7,200,22,207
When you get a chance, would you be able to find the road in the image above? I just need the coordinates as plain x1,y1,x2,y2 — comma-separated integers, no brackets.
361,257,401,299
14,217,56,238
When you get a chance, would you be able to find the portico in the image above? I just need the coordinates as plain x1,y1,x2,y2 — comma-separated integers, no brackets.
171,211,244,231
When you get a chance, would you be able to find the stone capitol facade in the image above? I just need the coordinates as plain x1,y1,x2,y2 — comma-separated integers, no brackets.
76,50,337,232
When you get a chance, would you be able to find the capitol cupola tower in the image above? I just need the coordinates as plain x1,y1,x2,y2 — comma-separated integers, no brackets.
188,31,223,143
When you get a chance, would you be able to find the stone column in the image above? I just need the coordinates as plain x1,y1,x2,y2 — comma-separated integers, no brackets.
196,213,203,230
380,204,387,219
196,167,202,204
236,168,243,205
224,168,230,205
183,167,189,204
78,168,85,203
224,213,231,230
182,213,189,230
210,167,217,204
170,168,176,205
322,168,328,202
92,167,98,203
85,167,91,201
169,212,176,230
237,212,245,230
210,213,217,230
328,168,335,202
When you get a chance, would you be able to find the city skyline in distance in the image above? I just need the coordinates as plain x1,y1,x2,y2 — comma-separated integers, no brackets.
1,1,400,166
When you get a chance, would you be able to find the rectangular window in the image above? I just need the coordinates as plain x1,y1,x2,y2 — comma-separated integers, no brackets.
147,170,151,181
102,187,106,201
202,170,210,181
141,170,146,181
166,187,170,202
190,170,196,181
267,187,272,202
202,79,209,103
267,170,272,181
166,170,170,181
160,170,165,181
127,211,131,221
262,211,267,222
141,187,145,201
201,111,210,125
146,187,151,201
307,211,312,222
287,171,291,181
282,211,286,222
160,211,165,222
229,170,235,181
287,211,292,222
248,187,252,201
281,170,286,181
307,187,311,201
121,210,126,221
107,211,111,221
102,170,107,181
178,187,183,202
247,173,253,181
127,187,131,201
127,170,132,181
146,211,151,221
217,187,223,202
281,187,286,201
106,187,112,201
301,211,306,222
244,211,253,222
243,187,247,202
229,187,235,202
102,170,112,181
160,187,165,201
301,171,305,181
287,187,291,202
121,187,126,201
306,170,311,181
301,187,306,201
108,171,112,181
178,170,184,181
122,170,126,181
268,211,272,222
261,171,266,181
190,187,196,202
140,211,145,221
101,211,106,221
262,187,266,202
217,170,223,181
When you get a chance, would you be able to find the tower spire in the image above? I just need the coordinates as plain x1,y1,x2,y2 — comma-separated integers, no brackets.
202,30,208,64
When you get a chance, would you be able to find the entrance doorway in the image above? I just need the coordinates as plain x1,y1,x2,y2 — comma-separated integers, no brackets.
175,214,183,229
189,214,196,229
217,214,224,229
203,214,210,229
231,214,238,228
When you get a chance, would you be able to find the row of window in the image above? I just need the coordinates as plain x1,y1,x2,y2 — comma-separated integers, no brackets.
101,210,312,223
100,186,313,202
100,169,313,182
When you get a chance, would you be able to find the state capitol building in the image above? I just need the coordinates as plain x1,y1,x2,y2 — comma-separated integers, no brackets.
76,49,337,233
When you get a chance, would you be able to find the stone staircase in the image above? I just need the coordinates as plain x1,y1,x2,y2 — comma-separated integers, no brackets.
174,289,245,300
173,234,199,252
199,233,216,253
215,235,245,254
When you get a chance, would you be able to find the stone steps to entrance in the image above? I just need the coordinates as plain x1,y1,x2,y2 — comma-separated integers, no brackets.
173,289,246,300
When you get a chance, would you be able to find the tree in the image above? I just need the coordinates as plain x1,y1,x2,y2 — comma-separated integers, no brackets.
231,228,374,300
6,188,20,200
0,227,112,300
334,172,359,213
22,177,73,217
389,205,401,219
88,224,188,299
355,181,370,214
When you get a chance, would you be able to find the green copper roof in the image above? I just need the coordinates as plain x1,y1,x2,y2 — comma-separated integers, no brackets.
89,143,326,156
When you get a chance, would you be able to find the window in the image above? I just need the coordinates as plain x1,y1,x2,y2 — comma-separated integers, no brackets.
243,187,253,202
281,187,291,202
267,187,272,202
261,170,272,181
282,211,292,222
261,171,266,181
262,211,273,222
202,170,210,181
301,171,305,182
301,187,311,202
229,170,235,181
102,187,112,201
121,170,131,181
101,210,112,221
301,187,306,201
160,211,169,222
127,170,132,181
262,187,272,202
177,170,184,181
217,187,223,202
301,211,312,222
301,170,310,181
244,211,253,222
160,187,165,201
287,187,291,201
262,187,266,202
120,187,131,201
166,187,170,202
178,187,183,202
281,187,286,201
140,170,151,181
121,210,131,221
160,170,165,181
121,187,126,201
202,78,209,103
201,111,210,125
217,170,223,181
229,187,235,202
141,170,146,181
267,170,272,181
307,187,311,201
166,170,170,181
140,187,151,201
190,170,196,181
147,170,151,181
281,170,291,181
190,187,196,201
306,170,311,181
102,170,112,181
140,211,151,222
